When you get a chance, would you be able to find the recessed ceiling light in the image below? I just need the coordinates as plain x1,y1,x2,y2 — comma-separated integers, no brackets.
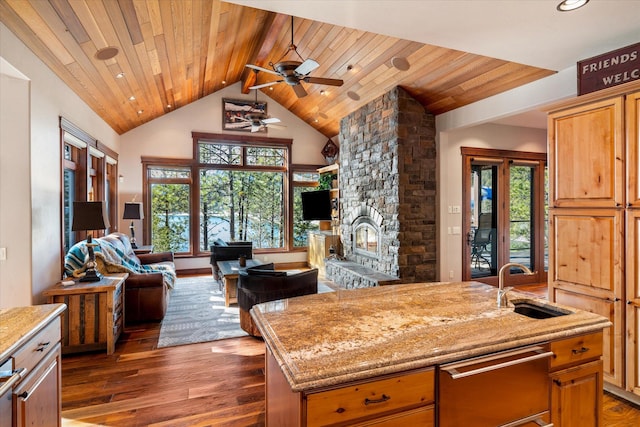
137,110,143,115
222,80,226,85
557,0,589,11
167,104,172,109
129,96,136,101
320,90,326,96
391,56,410,71
116,72,125,79
95,46,119,61
347,91,360,101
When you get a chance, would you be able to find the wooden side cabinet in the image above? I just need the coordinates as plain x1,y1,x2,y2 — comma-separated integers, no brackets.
307,230,340,277
43,273,127,355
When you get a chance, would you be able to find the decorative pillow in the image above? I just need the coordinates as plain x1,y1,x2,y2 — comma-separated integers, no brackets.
213,238,228,246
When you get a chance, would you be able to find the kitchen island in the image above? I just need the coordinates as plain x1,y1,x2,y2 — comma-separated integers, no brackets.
251,281,611,427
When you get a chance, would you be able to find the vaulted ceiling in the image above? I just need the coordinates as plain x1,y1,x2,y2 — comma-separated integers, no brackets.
1,1,637,137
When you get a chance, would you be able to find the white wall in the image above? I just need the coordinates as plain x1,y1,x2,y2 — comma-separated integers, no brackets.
437,124,547,282
118,82,330,270
0,69,30,308
0,22,120,306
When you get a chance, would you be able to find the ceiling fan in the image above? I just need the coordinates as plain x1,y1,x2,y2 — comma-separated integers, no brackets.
246,16,344,98
235,74,286,133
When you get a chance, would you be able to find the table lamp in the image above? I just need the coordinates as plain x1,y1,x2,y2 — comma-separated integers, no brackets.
72,201,110,282
123,202,144,249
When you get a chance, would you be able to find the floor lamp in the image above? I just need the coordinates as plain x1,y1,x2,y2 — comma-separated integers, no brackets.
123,202,144,249
72,201,110,282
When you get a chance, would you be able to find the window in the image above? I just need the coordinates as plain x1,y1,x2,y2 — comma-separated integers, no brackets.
197,139,287,251
142,132,321,257
147,166,192,253
60,117,118,258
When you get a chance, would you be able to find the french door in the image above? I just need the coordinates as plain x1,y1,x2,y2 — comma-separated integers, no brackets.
462,148,548,285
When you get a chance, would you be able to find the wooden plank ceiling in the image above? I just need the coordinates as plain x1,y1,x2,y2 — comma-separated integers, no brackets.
0,0,555,137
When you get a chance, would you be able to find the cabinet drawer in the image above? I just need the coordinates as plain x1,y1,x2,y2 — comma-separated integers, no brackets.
305,369,434,426
12,317,60,376
351,405,434,427
550,332,603,370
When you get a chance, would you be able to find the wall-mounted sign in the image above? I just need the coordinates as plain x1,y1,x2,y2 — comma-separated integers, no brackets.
578,42,639,95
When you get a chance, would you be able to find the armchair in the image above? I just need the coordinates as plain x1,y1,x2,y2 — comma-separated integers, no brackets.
237,264,318,337
209,240,253,280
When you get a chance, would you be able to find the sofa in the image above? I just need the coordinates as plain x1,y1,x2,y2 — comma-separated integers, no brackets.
237,263,318,336
209,240,253,280
64,232,176,324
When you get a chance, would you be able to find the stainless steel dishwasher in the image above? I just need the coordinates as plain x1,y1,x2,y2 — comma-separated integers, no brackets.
438,345,554,427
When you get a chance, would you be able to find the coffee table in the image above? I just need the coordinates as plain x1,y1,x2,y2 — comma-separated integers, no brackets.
217,259,262,306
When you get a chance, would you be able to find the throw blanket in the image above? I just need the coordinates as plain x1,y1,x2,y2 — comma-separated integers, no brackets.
65,239,176,289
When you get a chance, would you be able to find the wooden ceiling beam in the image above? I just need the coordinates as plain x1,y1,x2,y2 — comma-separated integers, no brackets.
241,12,289,94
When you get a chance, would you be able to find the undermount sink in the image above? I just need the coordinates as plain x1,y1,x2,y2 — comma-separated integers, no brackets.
512,300,571,319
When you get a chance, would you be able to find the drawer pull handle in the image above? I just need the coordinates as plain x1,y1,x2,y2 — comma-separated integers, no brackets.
36,341,51,352
18,391,28,399
444,347,554,379
364,394,390,405
0,368,27,396
572,347,589,355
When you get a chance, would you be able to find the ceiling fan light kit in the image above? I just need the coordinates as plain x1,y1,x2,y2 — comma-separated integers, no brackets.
246,16,344,98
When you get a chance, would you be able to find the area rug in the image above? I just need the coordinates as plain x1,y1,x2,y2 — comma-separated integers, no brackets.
157,276,248,348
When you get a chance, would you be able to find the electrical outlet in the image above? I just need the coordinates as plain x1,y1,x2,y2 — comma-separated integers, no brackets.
0,247,6,261
449,270,454,279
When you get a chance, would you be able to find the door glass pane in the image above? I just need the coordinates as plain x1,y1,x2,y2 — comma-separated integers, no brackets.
470,164,497,278
63,169,75,253
150,183,191,253
509,165,534,269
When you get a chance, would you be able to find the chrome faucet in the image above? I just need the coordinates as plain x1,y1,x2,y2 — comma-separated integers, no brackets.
497,262,534,308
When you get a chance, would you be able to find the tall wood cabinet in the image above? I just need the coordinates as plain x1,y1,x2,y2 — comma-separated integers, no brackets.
548,82,640,397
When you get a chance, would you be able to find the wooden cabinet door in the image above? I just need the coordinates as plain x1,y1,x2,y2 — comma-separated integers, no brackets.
552,288,623,387
549,209,624,296
14,346,62,427
548,97,624,208
626,209,640,396
550,360,603,427
627,91,640,206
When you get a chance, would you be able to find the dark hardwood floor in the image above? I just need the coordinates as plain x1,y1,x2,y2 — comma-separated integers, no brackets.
60,281,640,426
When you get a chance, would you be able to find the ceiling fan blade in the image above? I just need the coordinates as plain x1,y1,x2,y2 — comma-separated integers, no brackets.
249,80,282,89
293,83,308,98
304,76,344,87
262,117,281,124
295,59,319,76
266,123,286,130
245,64,280,76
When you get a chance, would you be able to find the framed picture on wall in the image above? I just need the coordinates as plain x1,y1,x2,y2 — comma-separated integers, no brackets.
222,98,267,132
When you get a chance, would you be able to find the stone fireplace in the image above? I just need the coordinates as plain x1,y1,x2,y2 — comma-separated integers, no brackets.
326,86,437,288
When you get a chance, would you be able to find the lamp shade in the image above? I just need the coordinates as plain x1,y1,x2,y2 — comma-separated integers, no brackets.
123,202,144,220
72,201,110,231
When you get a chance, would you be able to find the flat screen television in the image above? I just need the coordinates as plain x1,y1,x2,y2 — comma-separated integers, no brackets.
301,190,332,221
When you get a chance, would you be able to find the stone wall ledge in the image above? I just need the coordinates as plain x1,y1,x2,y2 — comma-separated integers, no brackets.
326,259,401,288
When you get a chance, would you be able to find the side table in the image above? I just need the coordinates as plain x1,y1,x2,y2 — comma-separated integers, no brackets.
217,259,262,306
43,273,128,355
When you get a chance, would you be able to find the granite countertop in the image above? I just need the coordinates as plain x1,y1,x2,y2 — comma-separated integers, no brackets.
251,281,611,392
0,304,66,363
